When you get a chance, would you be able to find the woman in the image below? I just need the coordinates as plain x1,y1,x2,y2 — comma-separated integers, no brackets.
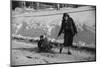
57,13,77,54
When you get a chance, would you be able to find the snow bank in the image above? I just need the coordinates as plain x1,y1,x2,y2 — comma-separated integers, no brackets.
11,6,96,46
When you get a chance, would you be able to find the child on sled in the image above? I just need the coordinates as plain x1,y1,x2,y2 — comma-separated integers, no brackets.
38,35,52,52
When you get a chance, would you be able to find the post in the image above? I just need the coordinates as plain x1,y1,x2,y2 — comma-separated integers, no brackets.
23,1,26,8
20,1,26,8
56,3,60,10
36,2,40,10
31,2,34,9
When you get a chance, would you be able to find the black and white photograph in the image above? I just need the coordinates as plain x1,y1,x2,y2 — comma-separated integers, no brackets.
11,0,96,66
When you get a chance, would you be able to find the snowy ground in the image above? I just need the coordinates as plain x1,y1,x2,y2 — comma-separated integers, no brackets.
11,7,96,66
11,40,95,66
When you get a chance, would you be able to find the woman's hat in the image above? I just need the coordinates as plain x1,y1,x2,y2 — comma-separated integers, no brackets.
63,13,69,17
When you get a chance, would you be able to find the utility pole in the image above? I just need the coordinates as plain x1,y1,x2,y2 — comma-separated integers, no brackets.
20,1,26,8
35,2,40,10
56,3,60,10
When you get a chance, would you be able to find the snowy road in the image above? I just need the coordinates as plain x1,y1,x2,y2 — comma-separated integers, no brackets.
11,40,95,66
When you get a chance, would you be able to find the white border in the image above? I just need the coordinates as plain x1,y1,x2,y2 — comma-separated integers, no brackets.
0,0,100,67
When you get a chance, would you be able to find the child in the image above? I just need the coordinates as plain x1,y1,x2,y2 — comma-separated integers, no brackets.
38,35,52,52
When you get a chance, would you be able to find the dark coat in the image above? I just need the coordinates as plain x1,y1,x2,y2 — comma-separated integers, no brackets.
58,17,77,37
38,38,52,50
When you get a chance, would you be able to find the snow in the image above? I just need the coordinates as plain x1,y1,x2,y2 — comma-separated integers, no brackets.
12,6,95,37
11,6,96,66
11,40,95,65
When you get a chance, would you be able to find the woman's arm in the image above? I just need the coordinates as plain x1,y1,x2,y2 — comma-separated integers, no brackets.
58,21,64,37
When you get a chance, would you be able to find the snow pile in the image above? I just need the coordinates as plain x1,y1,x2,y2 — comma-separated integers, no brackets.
11,6,96,48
